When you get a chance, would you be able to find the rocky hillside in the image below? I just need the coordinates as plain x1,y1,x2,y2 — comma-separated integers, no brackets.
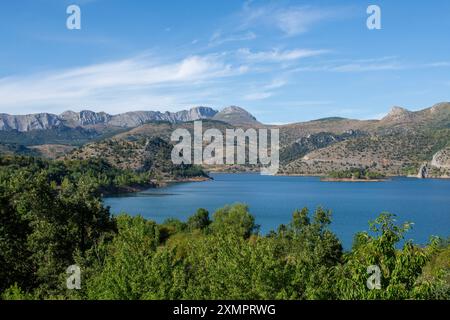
281,130,450,176
1,106,219,132
279,130,366,164
0,113,61,132
62,120,236,169
0,105,253,151
2,102,450,178
64,137,207,181
431,147,450,169
428,146,450,178
212,106,261,126
279,102,450,176
60,106,218,128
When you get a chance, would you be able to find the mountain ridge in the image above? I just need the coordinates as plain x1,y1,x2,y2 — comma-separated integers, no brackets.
0,106,221,132
2,102,450,178
2,102,450,133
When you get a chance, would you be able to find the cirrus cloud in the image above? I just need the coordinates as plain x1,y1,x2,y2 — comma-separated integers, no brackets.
239,3,344,36
0,54,248,113
237,48,328,63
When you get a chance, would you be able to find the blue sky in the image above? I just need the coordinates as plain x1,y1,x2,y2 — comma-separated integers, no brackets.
0,0,449,123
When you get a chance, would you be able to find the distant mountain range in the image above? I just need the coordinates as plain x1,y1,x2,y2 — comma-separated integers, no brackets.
1,102,450,178
0,105,260,132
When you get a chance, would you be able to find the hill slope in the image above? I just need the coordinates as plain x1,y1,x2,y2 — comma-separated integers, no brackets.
3,102,450,178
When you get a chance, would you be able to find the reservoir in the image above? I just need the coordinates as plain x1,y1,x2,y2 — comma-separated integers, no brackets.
104,173,450,249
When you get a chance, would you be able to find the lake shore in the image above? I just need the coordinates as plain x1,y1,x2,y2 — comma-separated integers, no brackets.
100,183,156,196
104,172,450,250
320,177,388,182
212,171,387,181
152,176,212,187
212,170,450,180
101,176,212,196
103,171,449,197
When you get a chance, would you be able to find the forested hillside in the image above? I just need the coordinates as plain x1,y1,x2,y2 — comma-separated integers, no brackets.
0,156,448,300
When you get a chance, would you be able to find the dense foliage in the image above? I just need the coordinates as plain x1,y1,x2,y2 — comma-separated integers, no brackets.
328,168,385,180
0,156,448,300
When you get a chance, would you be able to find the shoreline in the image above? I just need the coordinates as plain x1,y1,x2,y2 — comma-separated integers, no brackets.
319,177,388,182
101,176,212,196
212,171,450,180
103,171,450,197
100,183,156,196
152,176,212,187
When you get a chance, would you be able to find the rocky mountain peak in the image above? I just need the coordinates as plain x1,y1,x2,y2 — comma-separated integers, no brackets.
187,106,218,119
1,106,233,132
429,102,450,114
382,106,413,122
60,109,111,126
60,110,77,118
212,106,260,126
389,106,410,115
0,112,61,132
221,105,250,114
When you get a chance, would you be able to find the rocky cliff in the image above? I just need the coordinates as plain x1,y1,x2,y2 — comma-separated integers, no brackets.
430,147,450,169
0,106,220,132
0,113,62,132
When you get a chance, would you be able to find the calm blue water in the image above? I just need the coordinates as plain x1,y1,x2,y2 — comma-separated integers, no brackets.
104,173,450,249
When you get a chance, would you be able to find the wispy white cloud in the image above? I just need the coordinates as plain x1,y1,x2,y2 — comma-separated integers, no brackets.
244,92,273,101
292,57,403,73
292,56,450,73
243,78,288,101
330,62,402,72
237,48,327,63
239,3,343,36
273,7,335,36
264,79,287,90
0,54,248,113
424,62,450,68
209,31,256,46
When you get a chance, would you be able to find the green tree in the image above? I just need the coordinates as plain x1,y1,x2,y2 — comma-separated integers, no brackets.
85,215,186,299
210,203,259,238
187,208,211,232
335,213,438,299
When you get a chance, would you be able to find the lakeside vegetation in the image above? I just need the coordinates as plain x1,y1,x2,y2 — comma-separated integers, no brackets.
324,168,386,181
0,156,448,300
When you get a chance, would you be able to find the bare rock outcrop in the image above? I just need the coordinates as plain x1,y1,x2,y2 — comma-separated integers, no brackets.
430,147,450,169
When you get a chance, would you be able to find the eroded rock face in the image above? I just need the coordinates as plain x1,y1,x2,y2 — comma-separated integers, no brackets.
417,163,429,179
108,107,219,127
0,105,267,132
0,106,220,132
381,106,415,122
431,147,450,169
60,110,112,126
429,102,450,114
0,113,62,131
